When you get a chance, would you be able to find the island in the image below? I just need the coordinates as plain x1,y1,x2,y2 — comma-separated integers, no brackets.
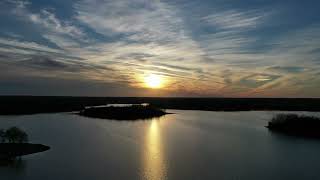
78,104,168,120
266,114,320,139
0,127,50,160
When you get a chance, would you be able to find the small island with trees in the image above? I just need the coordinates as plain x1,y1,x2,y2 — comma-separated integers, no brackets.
78,104,168,120
0,127,50,160
266,114,320,139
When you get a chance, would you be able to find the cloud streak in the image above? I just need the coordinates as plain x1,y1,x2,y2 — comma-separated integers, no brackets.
202,10,266,30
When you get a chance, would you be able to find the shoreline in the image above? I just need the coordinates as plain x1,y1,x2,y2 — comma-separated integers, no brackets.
0,143,50,159
1,96,320,115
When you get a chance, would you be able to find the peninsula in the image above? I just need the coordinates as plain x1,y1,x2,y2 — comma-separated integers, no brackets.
267,114,320,139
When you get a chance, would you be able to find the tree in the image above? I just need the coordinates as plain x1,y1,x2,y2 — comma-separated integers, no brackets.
5,127,29,143
0,129,5,143
16,130,28,143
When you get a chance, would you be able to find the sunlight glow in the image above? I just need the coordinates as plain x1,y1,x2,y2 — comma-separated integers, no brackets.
144,74,163,89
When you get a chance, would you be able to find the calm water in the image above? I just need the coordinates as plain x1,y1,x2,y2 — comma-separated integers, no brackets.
1,110,320,180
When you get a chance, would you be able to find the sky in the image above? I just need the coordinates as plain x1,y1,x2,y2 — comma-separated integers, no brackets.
0,0,320,97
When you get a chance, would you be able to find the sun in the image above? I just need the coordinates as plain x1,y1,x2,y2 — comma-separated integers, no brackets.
144,74,163,89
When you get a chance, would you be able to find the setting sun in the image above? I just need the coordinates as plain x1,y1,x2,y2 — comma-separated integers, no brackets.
144,74,163,89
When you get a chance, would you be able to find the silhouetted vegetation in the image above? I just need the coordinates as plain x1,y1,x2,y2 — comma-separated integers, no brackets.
0,127,49,160
1,96,320,115
267,114,320,138
0,127,28,143
0,129,5,143
79,104,168,120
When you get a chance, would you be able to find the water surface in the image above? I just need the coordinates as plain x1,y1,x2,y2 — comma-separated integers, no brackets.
1,110,320,180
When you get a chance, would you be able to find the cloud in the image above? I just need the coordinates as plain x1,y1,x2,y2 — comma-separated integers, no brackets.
9,1,85,39
4,0,93,57
0,74,157,96
29,10,84,38
74,0,184,42
0,37,62,54
74,0,208,63
202,10,266,30
1,0,320,97
221,73,280,91
267,66,306,73
19,55,68,69
195,9,271,66
2,0,226,95
115,52,156,62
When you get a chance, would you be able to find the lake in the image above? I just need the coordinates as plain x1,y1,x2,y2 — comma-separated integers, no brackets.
1,110,320,180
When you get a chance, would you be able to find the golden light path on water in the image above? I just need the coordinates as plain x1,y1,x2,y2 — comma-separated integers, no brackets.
143,120,167,180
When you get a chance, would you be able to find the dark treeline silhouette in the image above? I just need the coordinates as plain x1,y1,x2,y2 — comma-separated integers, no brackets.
1,96,320,115
267,114,320,139
79,104,167,120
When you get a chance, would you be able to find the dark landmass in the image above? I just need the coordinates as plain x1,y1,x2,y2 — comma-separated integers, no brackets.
267,114,320,139
1,96,320,115
79,104,168,120
0,143,50,159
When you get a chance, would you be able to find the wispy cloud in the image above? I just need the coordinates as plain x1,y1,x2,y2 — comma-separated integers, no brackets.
202,10,266,30
8,0,84,39
0,37,62,53
28,9,85,38
75,0,184,42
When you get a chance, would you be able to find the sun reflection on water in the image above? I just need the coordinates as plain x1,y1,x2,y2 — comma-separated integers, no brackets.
143,120,167,180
